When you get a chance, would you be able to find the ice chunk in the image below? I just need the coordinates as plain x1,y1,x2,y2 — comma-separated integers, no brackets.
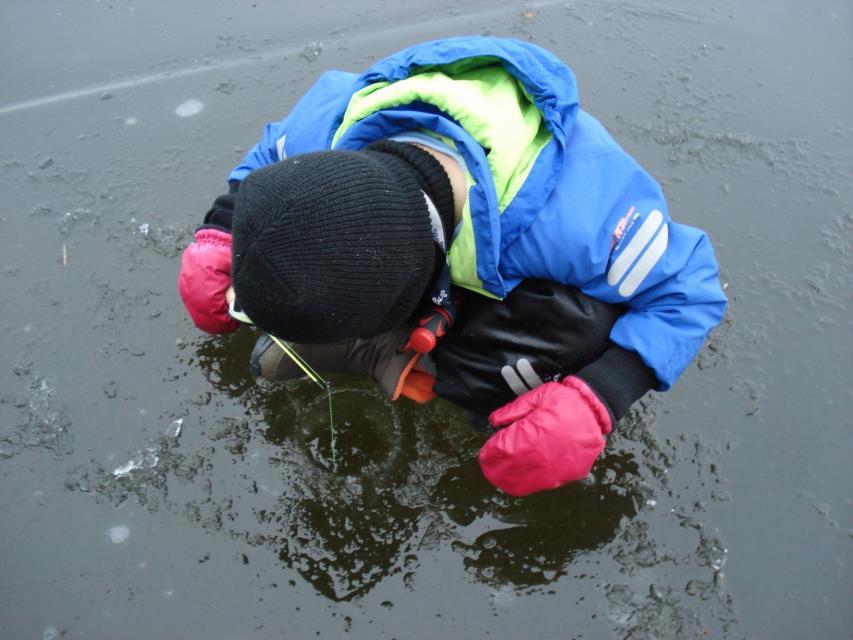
164,418,183,439
112,459,139,476
112,446,159,477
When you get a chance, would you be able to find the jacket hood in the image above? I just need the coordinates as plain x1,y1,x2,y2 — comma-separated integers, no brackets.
355,36,579,146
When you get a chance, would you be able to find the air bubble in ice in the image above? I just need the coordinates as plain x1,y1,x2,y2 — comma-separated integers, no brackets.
108,525,130,544
175,99,204,118
299,41,323,62
490,585,515,607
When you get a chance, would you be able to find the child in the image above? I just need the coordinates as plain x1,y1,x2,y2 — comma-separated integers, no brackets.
179,36,727,496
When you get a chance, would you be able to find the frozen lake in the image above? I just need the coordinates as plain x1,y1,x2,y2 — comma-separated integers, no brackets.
1,0,850,638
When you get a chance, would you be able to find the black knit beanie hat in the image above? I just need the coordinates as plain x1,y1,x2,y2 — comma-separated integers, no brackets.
231,140,455,342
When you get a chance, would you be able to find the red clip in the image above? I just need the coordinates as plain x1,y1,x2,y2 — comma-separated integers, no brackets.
405,306,453,354
409,327,437,353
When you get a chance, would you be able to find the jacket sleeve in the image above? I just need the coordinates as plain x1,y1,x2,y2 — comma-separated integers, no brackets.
601,217,727,390
573,152,727,391
506,118,727,391
227,70,360,183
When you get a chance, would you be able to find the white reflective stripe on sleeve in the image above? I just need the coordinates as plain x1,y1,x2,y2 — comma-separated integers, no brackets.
501,365,530,396
516,358,544,389
607,209,664,286
618,223,669,297
275,134,287,161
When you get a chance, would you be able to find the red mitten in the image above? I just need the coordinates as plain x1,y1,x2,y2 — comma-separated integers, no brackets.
479,376,612,496
177,228,239,334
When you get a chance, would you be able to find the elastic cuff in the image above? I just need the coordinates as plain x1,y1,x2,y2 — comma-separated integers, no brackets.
203,193,236,229
195,223,231,234
575,345,658,421
192,226,233,246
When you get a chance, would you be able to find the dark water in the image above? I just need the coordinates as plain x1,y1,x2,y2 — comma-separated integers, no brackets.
1,1,850,638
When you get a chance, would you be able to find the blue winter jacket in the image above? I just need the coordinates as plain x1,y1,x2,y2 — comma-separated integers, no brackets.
228,37,727,390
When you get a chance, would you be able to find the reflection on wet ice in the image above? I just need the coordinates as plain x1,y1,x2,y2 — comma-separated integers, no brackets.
41,307,741,637
62,346,737,636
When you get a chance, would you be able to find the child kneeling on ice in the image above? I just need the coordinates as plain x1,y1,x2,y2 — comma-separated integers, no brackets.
178,37,727,497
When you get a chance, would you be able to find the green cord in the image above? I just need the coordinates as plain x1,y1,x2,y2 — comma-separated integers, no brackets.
326,382,336,468
267,335,326,388
229,299,338,469
267,334,336,468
